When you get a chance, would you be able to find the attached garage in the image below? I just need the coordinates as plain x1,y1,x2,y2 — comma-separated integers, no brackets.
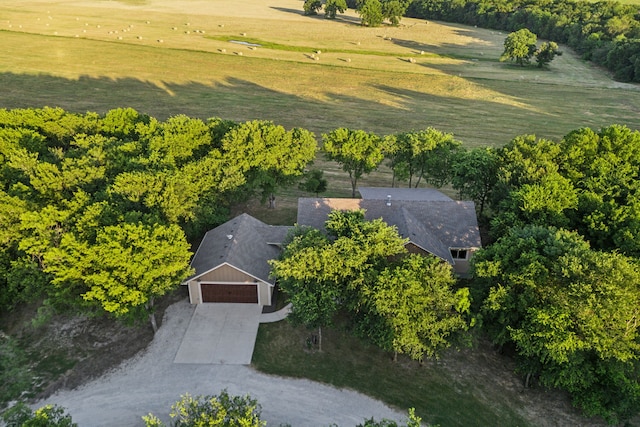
200,283,258,304
182,213,292,306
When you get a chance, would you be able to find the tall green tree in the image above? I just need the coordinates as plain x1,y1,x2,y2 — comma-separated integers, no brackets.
323,128,384,197
325,0,348,18
451,148,499,215
270,228,339,351
387,128,460,188
535,41,562,67
222,120,317,207
358,0,384,26
43,223,193,332
303,0,323,15
473,226,640,423
500,29,538,66
382,0,409,26
371,254,470,362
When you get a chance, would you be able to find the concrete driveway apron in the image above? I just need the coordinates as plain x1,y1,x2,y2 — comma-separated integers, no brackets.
174,303,262,364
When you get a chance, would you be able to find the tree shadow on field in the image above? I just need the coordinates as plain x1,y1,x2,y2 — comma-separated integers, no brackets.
269,6,306,17
390,36,494,58
270,6,363,26
2,70,634,147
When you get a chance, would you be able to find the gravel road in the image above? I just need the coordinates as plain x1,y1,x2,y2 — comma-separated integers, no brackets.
36,299,406,426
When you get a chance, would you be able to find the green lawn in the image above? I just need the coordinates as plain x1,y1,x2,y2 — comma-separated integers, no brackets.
253,320,539,427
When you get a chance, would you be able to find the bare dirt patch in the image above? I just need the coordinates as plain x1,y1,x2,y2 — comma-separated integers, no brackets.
0,287,187,403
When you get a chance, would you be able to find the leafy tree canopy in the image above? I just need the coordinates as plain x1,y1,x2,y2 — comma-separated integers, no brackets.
0,108,316,323
143,390,265,427
271,210,468,361
322,128,384,197
500,29,538,66
473,225,640,423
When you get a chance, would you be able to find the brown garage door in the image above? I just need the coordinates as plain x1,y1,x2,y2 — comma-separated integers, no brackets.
201,284,258,303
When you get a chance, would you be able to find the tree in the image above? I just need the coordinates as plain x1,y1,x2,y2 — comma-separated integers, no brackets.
271,211,408,350
358,0,384,27
535,41,562,67
473,226,640,423
322,128,384,197
325,0,348,19
303,0,323,15
451,148,499,215
43,223,193,332
143,390,265,427
386,128,460,188
371,254,470,362
2,403,77,427
382,0,408,26
298,169,328,196
500,29,538,66
270,227,339,351
221,120,317,207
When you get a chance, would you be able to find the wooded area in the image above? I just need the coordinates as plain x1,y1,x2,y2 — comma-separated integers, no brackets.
0,108,316,330
406,0,640,81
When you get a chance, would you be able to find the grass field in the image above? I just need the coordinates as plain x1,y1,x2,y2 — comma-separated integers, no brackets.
1,0,639,148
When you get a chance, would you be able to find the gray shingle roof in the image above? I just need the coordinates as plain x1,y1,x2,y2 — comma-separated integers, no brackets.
358,187,453,201
297,188,481,263
186,213,292,284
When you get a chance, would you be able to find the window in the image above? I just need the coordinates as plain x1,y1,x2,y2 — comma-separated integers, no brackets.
450,249,468,260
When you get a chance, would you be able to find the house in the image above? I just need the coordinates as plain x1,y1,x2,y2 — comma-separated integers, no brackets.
184,187,481,304
296,187,481,276
182,213,291,305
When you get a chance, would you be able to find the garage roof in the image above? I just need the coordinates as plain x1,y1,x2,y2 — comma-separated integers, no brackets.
186,213,292,284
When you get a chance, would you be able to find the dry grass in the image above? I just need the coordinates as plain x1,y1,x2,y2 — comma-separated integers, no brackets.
1,0,639,148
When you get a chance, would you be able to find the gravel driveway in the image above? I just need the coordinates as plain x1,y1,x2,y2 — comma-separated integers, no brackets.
37,299,406,426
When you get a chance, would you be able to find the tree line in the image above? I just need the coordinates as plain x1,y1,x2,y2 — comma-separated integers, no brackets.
406,0,640,82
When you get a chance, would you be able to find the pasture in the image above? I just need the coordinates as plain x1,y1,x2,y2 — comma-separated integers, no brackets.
1,0,639,148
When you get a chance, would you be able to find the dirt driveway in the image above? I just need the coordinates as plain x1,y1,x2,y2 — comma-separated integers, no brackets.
36,299,405,426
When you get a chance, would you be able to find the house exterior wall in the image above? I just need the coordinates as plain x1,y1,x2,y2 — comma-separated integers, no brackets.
405,242,429,256
199,264,255,283
185,264,272,305
451,248,478,276
258,282,271,306
188,281,201,304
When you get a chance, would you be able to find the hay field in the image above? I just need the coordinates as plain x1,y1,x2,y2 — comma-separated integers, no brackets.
1,0,639,147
